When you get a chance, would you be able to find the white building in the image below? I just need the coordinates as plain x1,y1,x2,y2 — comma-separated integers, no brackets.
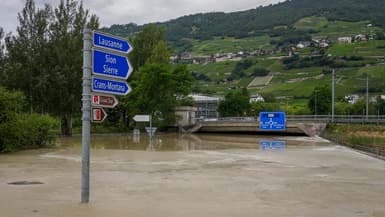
249,94,265,103
338,37,352,44
190,94,221,119
345,94,360,104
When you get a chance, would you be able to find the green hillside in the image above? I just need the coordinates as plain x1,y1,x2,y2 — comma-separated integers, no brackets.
189,40,384,104
103,0,385,43
101,0,385,108
190,36,274,56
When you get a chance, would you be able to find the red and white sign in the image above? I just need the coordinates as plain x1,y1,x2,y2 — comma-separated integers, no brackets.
91,107,107,123
92,94,118,108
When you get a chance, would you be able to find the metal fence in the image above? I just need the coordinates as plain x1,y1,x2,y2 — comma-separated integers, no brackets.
199,115,385,124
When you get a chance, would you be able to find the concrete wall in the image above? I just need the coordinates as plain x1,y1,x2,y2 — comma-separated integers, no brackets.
175,106,197,127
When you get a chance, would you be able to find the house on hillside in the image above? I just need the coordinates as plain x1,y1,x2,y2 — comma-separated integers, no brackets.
296,41,313,49
354,34,367,42
192,56,213,64
249,94,265,103
338,37,352,44
214,53,234,62
319,42,330,48
345,94,360,104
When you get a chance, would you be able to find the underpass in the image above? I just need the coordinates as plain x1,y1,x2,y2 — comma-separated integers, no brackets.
188,115,385,136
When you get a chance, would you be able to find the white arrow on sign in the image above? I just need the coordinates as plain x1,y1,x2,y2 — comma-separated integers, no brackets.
91,107,107,123
133,115,150,122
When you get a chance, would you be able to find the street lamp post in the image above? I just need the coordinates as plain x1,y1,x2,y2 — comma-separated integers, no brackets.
314,90,319,119
332,69,335,123
366,74,369,120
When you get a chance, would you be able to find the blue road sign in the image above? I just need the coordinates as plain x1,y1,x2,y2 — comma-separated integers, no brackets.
93,49,132,80
259,141,286,150
92,76,131,96
259,112,286,130
93,31,133,54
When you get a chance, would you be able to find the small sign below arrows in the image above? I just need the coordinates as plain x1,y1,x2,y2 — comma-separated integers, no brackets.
133,115,150,122
91,107,107,123
92,94,118,108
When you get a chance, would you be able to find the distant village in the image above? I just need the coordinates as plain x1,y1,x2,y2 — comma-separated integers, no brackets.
171,23,384,119
172,24,377,65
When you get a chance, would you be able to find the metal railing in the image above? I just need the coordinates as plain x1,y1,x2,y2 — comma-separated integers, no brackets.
198,115,385,124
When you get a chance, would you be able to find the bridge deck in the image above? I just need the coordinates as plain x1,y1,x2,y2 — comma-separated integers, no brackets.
190,115,385,136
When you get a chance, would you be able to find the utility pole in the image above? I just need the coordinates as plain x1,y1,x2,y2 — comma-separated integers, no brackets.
366,73,369,120
314,90,318,118
81,28,92,203
315,91,317,117
332,69,335,123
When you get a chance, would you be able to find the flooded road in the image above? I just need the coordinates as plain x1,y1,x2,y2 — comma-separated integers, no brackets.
1,133,385,217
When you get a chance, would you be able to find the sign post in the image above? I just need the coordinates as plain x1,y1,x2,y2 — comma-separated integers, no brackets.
92,76,131,96
93,31,133,53
259,112,286,131
91,107,107,123
82,29,133,203
92,94,118,108
92,49,132,79
81,28,92,203
133,115,150,122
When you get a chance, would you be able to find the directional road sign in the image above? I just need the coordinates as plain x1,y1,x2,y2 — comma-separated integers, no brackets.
92,76,131,96
145,127,157,137
92,49,132,80
133,115,150,122
92,94,118,108
93,31,133,54
259,141,286,150
259,112,286,130
91,107,107,123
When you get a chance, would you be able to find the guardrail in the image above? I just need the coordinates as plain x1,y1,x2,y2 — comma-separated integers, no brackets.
198,115,385,124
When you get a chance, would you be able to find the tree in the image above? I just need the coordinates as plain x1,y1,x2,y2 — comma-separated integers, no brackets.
0,27,6,81
47,0,99,135
129,64,193,126
308,85,332,115
218,91,250,117
129,25,167,70
2,0,98,135
124,25,193,127
4,0,51,113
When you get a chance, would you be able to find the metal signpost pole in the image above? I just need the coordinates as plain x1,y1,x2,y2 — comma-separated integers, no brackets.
81,28,92,203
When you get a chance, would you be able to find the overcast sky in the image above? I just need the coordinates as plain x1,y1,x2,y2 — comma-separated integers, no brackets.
0,0,282,34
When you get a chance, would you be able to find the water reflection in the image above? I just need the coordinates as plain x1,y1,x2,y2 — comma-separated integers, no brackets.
58,133,330,151
259,141,286,151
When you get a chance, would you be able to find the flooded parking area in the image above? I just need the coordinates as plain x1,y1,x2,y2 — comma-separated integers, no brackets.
1,133,385,217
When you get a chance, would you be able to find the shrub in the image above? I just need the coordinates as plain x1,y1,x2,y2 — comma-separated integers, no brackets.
0,114,58,152
0,86,58,152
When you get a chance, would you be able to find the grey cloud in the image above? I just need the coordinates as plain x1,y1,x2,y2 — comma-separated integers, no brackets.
0,0,281,32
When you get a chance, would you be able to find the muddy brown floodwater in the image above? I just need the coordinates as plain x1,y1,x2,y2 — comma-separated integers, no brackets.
1,133,385,217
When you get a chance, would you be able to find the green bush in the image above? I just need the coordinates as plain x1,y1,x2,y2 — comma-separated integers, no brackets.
0,86,58,152
0,114,58,152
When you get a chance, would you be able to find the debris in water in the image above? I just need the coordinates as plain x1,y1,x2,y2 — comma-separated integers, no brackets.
7,181,44,185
